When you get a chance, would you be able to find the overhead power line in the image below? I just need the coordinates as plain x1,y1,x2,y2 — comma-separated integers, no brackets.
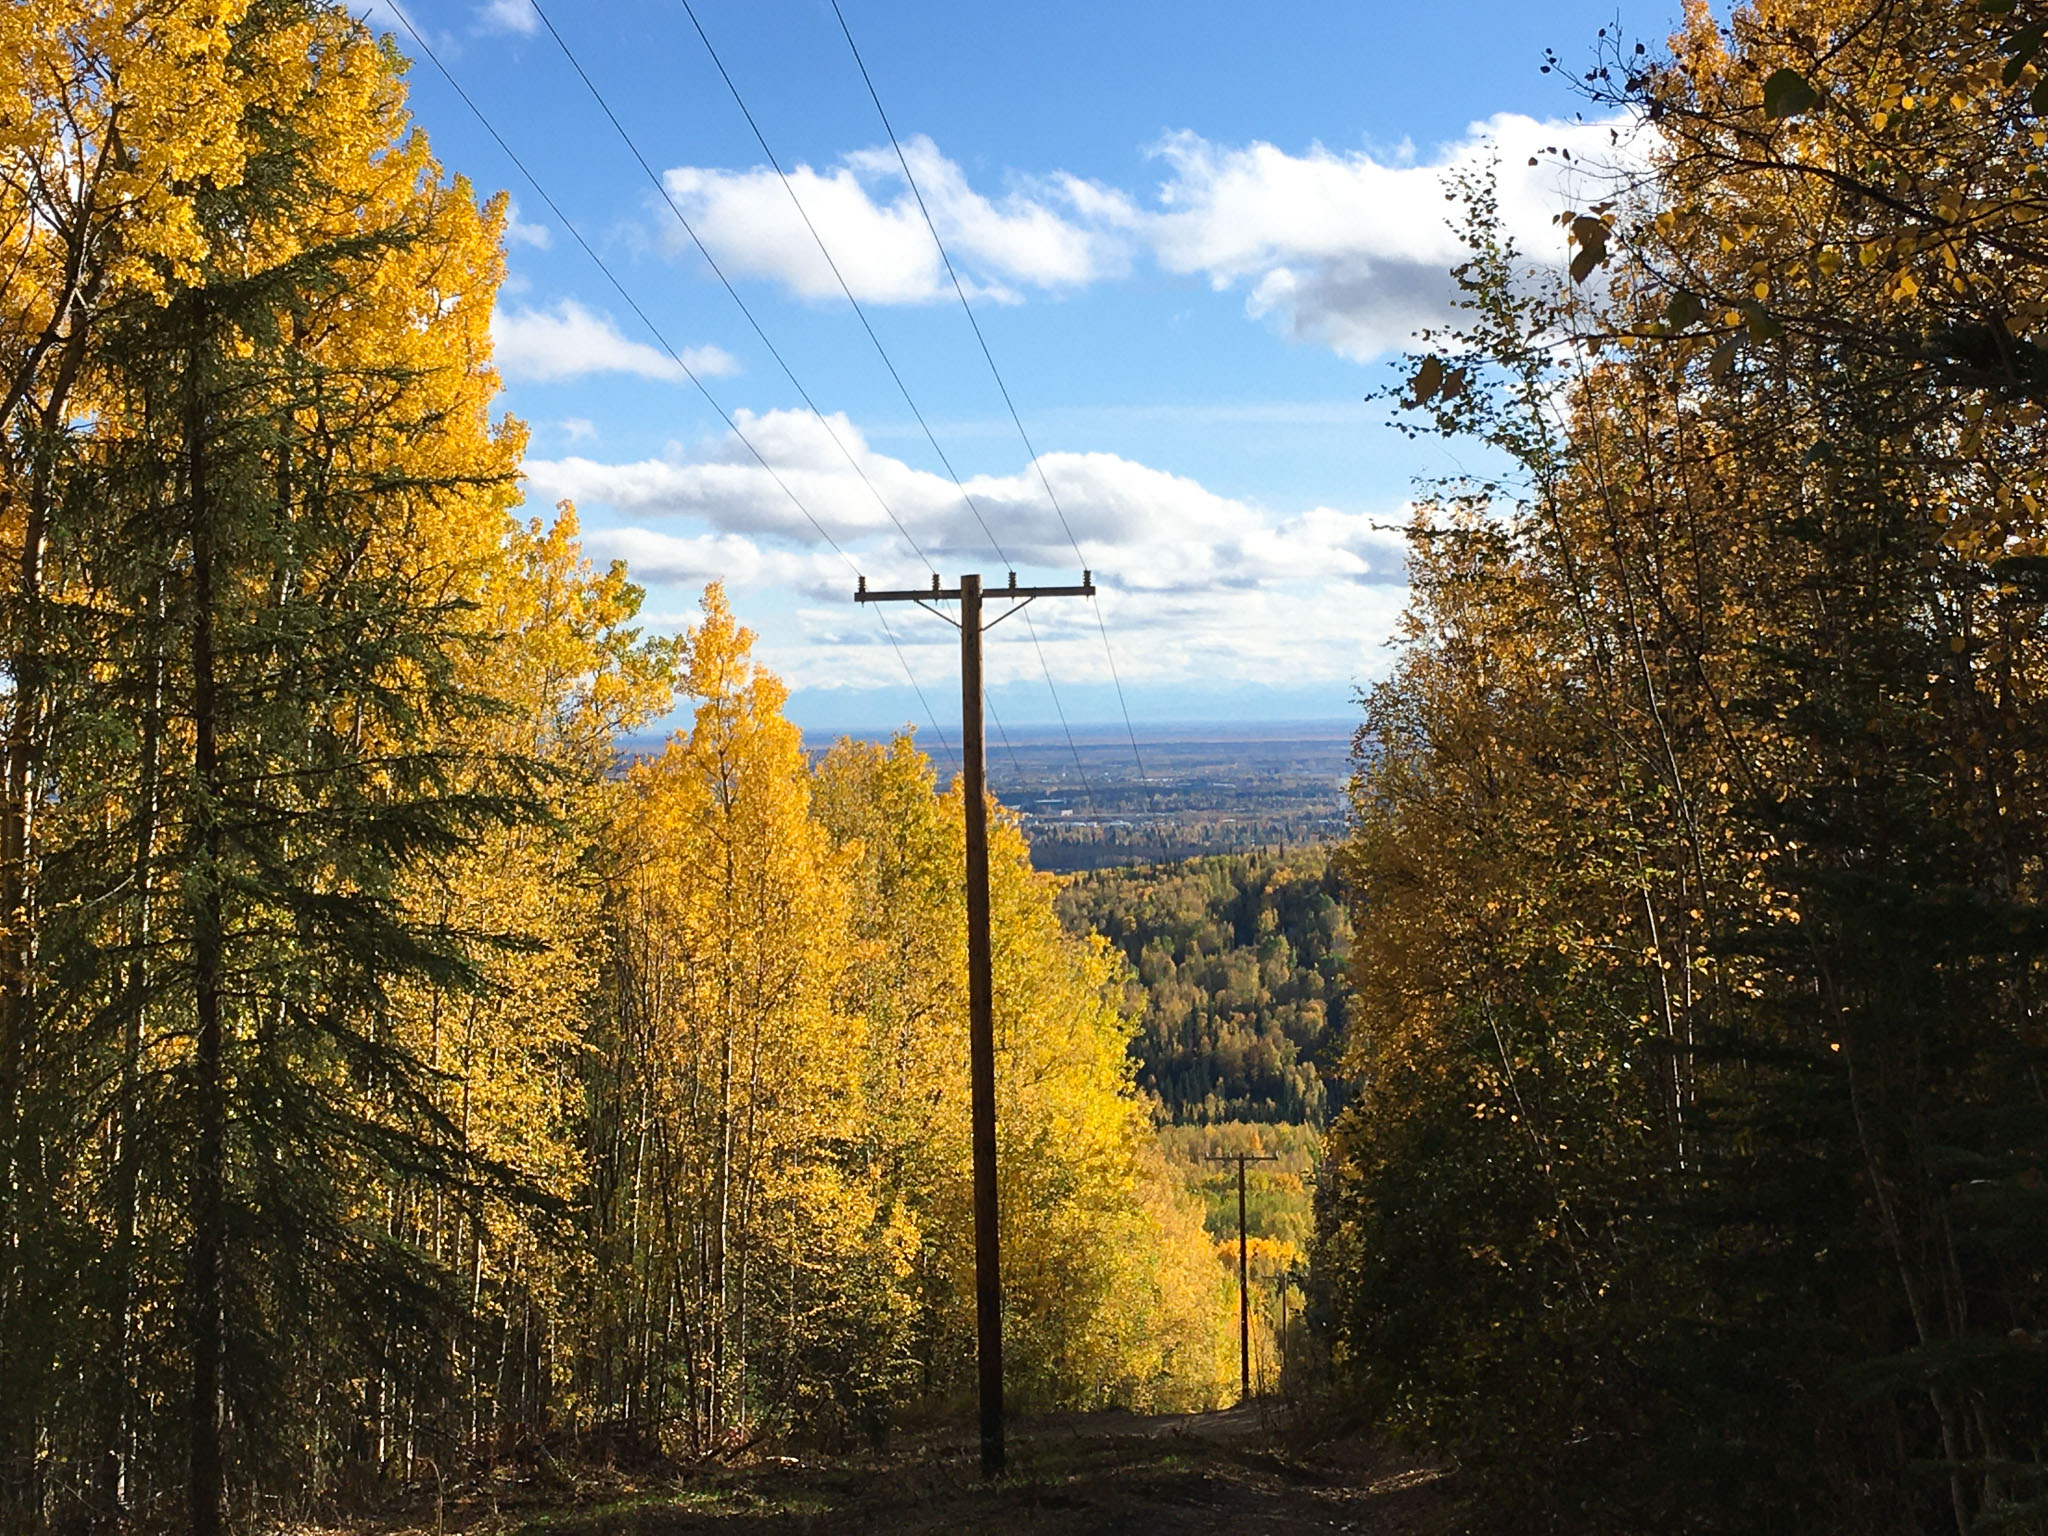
669,0,1011,568
825,0,1153,802
379,0,956,769
525,0,939,579
657,0,1097,815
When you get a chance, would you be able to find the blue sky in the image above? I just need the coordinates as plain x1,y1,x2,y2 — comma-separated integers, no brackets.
367,0,1669,731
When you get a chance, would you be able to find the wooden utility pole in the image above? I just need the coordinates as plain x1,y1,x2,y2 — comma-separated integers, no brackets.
1208,1151,1279,1401
855,569,1095,1477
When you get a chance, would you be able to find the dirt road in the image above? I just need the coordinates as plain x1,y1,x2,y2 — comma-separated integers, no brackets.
494,1405,1451,1536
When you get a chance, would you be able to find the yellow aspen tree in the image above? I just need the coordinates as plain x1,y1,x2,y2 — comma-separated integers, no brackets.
811,733,975,1398
387,504,677,1460
608,585,877,1449
1331,0,2048,1513
981,800,1234,1412
814,732,1235,1415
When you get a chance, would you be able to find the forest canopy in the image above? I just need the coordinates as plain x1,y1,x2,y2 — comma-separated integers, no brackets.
1058,849,1351,1125
1313,0,2048,1528
0,7,1234,1530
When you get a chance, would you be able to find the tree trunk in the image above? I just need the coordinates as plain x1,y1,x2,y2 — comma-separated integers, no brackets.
97,579,165,1533
185,335,228,1536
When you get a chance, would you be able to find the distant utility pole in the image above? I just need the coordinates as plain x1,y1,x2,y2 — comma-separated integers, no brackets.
855,569,1095,1478
1208,1150,1279,1401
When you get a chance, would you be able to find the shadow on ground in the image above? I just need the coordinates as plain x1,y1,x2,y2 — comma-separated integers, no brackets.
485,1404,1450,1536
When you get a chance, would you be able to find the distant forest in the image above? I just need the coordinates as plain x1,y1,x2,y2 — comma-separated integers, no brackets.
1026,816,1347,873
1058,849,1351,1124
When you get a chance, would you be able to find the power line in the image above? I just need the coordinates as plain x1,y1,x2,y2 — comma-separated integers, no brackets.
982,687,1024,788
1018,608,1100,820
656,0,1095,816
669,0,1011,567
379,0,955,770
525,0,940,579
872,605,958,772
827,0,1152,803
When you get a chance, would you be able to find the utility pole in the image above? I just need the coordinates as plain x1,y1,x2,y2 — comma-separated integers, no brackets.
855,569,1095,1477
1208,1150,1279,1401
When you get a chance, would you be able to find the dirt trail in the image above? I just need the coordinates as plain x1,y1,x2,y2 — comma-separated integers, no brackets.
458,1405,1451,1536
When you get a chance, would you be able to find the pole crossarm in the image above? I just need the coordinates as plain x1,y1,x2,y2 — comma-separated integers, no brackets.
855,572,1094,604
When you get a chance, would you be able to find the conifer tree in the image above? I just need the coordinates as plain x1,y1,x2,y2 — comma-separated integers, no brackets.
0,1,552,1523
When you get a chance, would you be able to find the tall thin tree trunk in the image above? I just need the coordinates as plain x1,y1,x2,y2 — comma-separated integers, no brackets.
185,336,229,1536
710,1032,732,1440
0,239,106,1516
0,454,47,1535
98,579,165,1533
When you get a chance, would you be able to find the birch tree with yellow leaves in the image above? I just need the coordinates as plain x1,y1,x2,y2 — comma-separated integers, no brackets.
595,587,900,1448
579,603,1235,1459
381,506,676,1481
814,733,1237,1418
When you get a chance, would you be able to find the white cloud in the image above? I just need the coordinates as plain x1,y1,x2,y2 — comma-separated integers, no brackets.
653,116,1638,358
587,528,850,602
660,135,1134,305
530,408,1407,588
477,0,537,34
492,300,737,383
526,410,1410,690
1147,114,1642,358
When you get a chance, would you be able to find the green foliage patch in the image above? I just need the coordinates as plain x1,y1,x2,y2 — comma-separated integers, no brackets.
1058,849,1351,1126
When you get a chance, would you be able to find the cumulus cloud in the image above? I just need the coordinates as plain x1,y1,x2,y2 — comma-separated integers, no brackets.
737,570,1413,696
660,135,1135,304
492,300,737,383
527,410,1410,689
589,528,851,602
529,408,1407,587
1146,114,1640,358
655,116,1638,358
